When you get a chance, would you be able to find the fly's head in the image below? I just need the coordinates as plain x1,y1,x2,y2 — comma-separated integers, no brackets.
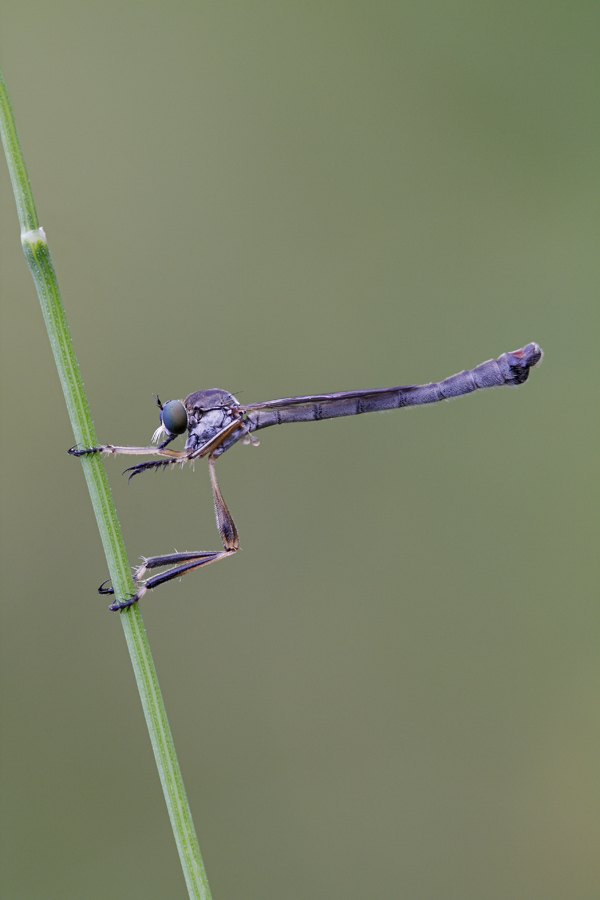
151,396,189,445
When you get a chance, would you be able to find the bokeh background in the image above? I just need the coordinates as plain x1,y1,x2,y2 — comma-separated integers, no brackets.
1,3,598,898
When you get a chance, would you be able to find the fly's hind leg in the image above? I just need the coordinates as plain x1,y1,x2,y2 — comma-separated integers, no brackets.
106,455,239,611
208,454,239,551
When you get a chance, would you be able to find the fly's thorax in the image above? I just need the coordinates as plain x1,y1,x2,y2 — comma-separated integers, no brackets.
184,388,240,411
183,389,242,454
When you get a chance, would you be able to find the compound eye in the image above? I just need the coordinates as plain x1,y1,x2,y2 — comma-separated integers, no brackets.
160,400,187,435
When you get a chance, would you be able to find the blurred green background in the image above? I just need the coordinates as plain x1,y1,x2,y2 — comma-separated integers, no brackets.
1,2,598,898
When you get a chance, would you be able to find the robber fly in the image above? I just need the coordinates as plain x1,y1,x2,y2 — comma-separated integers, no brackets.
70,342,542,610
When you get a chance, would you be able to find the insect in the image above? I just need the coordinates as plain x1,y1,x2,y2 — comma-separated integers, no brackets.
70,342,542,610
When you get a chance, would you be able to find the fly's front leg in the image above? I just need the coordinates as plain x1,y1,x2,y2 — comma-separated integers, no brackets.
105,454,239,612
68,443,185,461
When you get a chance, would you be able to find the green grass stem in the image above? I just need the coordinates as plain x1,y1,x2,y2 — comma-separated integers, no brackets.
0,67,212,900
